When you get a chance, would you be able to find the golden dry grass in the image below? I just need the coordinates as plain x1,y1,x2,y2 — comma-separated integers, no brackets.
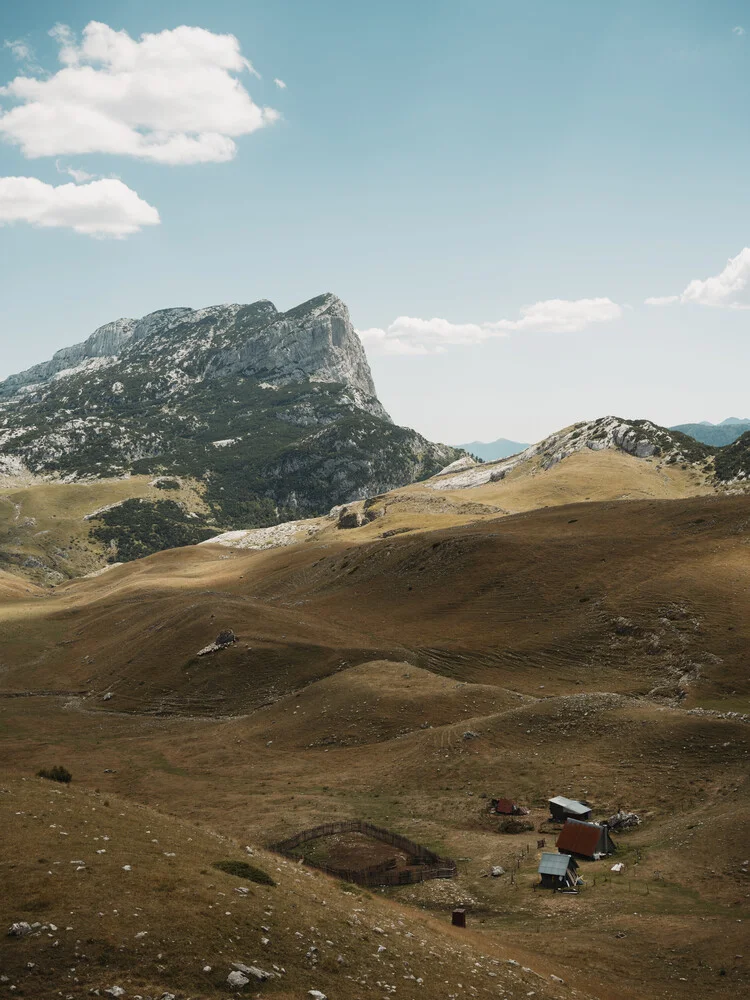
2,456,750,999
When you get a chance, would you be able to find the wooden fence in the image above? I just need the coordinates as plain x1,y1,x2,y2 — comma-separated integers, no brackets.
269,819,457,888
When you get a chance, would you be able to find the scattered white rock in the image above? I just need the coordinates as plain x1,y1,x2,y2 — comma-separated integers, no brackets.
7,922,33,938
104,988,126,998
227,971,249,988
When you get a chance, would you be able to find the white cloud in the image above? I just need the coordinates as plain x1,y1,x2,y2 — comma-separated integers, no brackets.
0,21,278,165
359,297,622,354
680,247,750,307
273,78,287,89
0,176,160,236
486,297,622,333
55,159,96,183
733,26,745,36
644,295,679,306
647,248,750,309
3,38,41,73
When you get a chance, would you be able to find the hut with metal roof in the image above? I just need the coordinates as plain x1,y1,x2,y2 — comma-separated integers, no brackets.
548,795,592,823
556,819,616,859
537,852,579,890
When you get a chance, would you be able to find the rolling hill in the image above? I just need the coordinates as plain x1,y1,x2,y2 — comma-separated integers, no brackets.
1,490,749,999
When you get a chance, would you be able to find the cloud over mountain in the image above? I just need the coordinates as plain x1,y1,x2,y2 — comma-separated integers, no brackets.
359,297,622,355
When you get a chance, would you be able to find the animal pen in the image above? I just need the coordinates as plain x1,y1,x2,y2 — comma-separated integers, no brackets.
270,819,457,887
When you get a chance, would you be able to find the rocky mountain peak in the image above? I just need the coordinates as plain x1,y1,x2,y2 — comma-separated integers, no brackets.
0,294,460,529
0,293,384,416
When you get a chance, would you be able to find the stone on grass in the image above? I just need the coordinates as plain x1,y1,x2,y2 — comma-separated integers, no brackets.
7,922,33,938
227,970,249,988
230,962,272,981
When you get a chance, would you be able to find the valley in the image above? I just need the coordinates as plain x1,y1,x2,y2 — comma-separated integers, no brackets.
2,475,749,999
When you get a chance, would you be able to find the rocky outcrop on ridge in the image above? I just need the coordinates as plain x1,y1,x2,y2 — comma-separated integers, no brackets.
429,416,711,490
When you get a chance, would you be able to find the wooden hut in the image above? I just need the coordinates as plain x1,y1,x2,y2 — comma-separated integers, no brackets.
556,819,616,859
537,852,579,890
490,797,527,816
548,795,592,823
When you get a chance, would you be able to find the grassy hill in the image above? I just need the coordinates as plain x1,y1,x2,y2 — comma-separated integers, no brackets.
2,424,750,998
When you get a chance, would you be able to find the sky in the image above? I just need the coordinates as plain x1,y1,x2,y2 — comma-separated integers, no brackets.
1,1,750,445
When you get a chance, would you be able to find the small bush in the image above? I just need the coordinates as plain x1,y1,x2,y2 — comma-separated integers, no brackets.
213,860,275,886
37,766,72,784
154,479,180,490
498,818,534,834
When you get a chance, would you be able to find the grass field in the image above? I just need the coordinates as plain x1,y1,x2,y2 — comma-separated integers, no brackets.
1,450,749,998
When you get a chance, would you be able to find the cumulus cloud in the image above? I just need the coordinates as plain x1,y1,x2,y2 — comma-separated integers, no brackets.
646,248,750,309
0,21,278,164
733,26,745,36
273,77,287,89
0,176,160,236
359,297,622,355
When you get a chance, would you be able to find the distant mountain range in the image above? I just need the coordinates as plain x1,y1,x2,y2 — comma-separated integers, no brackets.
670,418,750,447
456,438,529,462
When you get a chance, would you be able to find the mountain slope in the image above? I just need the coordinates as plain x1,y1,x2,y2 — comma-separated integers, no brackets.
0,294,459,530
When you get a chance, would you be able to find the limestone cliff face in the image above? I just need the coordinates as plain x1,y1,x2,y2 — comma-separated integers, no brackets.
0,294,458,525
1,294,385,416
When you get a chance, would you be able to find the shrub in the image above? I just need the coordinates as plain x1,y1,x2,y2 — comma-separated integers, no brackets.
498,818,534,834
154,478,180,490
37,765,72,784
213,860,275,886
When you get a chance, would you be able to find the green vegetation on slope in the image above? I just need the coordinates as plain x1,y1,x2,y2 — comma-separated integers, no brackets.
89,499,216,562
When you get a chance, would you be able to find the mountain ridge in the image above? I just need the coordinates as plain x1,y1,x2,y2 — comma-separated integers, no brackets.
671,418,750,447
0,293,460,533
455,437,529,461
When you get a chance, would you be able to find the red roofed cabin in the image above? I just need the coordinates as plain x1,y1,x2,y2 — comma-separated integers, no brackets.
556,819,616,859
491,798,527,816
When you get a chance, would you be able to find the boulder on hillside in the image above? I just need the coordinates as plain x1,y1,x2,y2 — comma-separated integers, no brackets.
337,506,366,529
197,629,238,657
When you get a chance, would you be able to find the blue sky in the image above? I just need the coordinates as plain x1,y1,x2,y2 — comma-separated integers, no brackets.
1,1,750,443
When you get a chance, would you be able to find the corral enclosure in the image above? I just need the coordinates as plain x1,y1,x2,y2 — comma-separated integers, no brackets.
270,819,457,887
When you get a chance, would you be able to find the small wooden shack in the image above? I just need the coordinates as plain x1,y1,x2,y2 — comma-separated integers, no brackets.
548,795,592,823
538,852,579,890
490,798,527,816
556,819,616,859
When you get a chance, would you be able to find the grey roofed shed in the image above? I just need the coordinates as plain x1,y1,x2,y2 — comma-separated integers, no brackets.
538,852,573,876
548,795,592,822
537,851,579,890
